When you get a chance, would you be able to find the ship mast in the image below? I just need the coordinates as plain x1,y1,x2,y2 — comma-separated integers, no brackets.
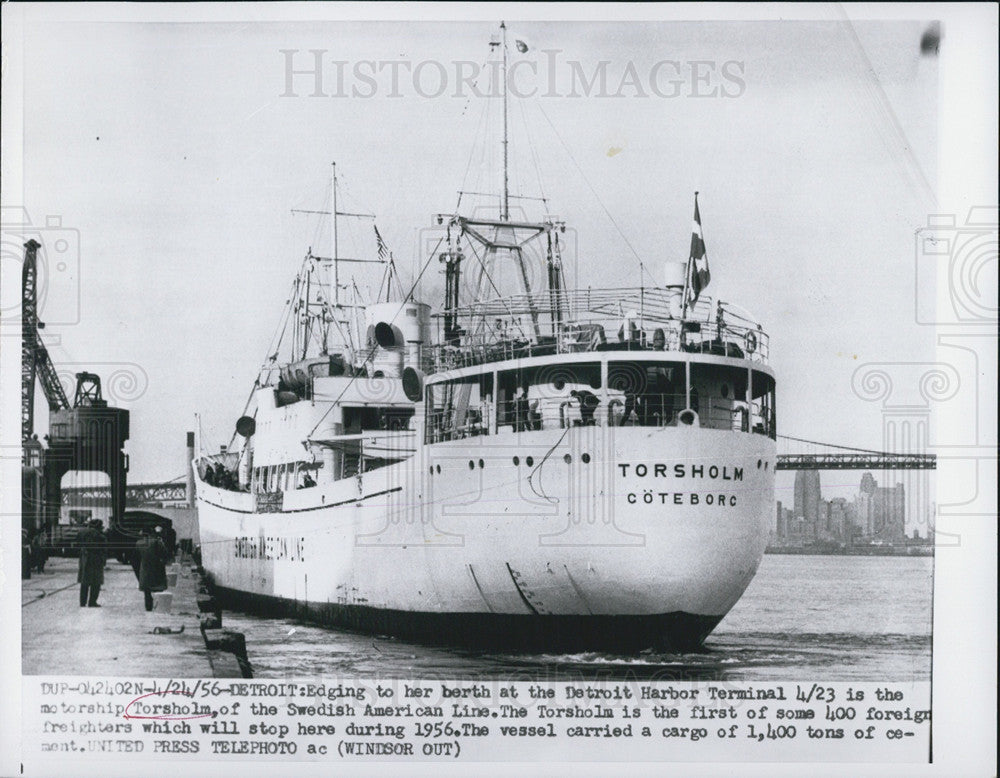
291,162,382,357
332,161,340,309
439,22,568,341
501,21,509,222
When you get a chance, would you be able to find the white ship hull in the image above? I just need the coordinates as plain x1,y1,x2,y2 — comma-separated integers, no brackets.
198,424,774,651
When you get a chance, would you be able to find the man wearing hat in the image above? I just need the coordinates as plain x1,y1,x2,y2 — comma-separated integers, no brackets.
569,389,600,426
136,526,169,611
77,520,106,607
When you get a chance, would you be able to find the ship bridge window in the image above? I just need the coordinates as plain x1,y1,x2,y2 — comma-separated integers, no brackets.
425,373,494,444
607,361,685,427
342,406,415,433
496,362,601,432
689,363,750,431
751,370,776,440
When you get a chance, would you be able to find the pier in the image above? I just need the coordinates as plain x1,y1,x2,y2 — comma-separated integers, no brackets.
22,555,249,679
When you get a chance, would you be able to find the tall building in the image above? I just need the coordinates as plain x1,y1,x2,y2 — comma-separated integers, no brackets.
855,475,874,536
853,472,906,543
873,483,906,543
794,470,822,537
818,500,830,538
844,502,861,542
829,498,848,540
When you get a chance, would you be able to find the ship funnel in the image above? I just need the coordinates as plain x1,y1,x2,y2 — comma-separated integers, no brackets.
365,301,431,377
665,287,685,319
663,261,686,288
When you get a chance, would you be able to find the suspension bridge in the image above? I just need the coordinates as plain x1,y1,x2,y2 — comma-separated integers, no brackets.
774,435,936,471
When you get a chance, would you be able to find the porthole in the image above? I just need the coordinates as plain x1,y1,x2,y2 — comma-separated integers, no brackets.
757,459,762,469
478,459,484,469
526,456,534,467
764,461,769,471
581,453,591,464
563,454,572,464
429,466,433,475
469,460,475,470
435,464,441,474
513,456,520,466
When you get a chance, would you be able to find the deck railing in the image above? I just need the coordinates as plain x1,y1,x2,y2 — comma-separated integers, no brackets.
428,287,769,372
424,391,776,443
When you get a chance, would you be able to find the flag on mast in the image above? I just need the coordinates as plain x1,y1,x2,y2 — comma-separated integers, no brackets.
688,194,710,306
374,224,390,261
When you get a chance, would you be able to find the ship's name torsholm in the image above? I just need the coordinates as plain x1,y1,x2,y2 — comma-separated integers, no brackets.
618,463,744,480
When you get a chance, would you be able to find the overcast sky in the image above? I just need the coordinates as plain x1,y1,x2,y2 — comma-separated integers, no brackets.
8,16,941,509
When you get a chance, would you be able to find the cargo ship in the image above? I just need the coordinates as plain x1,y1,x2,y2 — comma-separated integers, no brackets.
195,25,776,651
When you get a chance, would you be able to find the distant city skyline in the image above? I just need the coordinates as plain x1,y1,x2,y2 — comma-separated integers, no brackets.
774,469,930,546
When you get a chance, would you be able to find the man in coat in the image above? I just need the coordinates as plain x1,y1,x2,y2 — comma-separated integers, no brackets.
136,526,169,611
77,520,106,607
31,531,49,574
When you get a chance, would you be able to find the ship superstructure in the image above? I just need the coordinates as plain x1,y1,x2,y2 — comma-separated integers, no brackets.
195,23,776,651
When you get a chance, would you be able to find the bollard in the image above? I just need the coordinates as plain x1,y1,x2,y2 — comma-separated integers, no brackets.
196,593,221,622
152,591,173,613
199,613,222,631
202,629,245,654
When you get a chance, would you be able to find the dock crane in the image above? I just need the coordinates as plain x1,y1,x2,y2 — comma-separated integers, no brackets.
21,239,70,442
22,238,69,532
20,239,130,542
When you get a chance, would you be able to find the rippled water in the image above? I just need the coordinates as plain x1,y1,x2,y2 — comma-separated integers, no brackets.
222,555,932,682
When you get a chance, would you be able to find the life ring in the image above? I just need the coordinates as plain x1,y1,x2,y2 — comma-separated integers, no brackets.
744,330,758,353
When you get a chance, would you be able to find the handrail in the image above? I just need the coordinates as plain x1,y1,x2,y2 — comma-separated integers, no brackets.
426,287,769,371
424,391,776,441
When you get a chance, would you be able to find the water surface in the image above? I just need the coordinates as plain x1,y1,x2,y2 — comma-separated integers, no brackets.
222,555,933,682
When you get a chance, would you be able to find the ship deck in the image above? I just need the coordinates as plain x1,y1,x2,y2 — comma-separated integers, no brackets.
427,287,769,372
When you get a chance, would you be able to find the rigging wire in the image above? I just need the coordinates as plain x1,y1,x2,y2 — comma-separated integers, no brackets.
775,434,911,457
304,232,449,441
457,70,492,211
519,95,547,206
536,103,656,288
462,235,531,342
221,266,302,451
527,426,570,503
227,171,383,453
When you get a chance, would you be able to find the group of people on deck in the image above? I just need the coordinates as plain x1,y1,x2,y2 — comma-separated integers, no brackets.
203,461,240,490
507,370,680,430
